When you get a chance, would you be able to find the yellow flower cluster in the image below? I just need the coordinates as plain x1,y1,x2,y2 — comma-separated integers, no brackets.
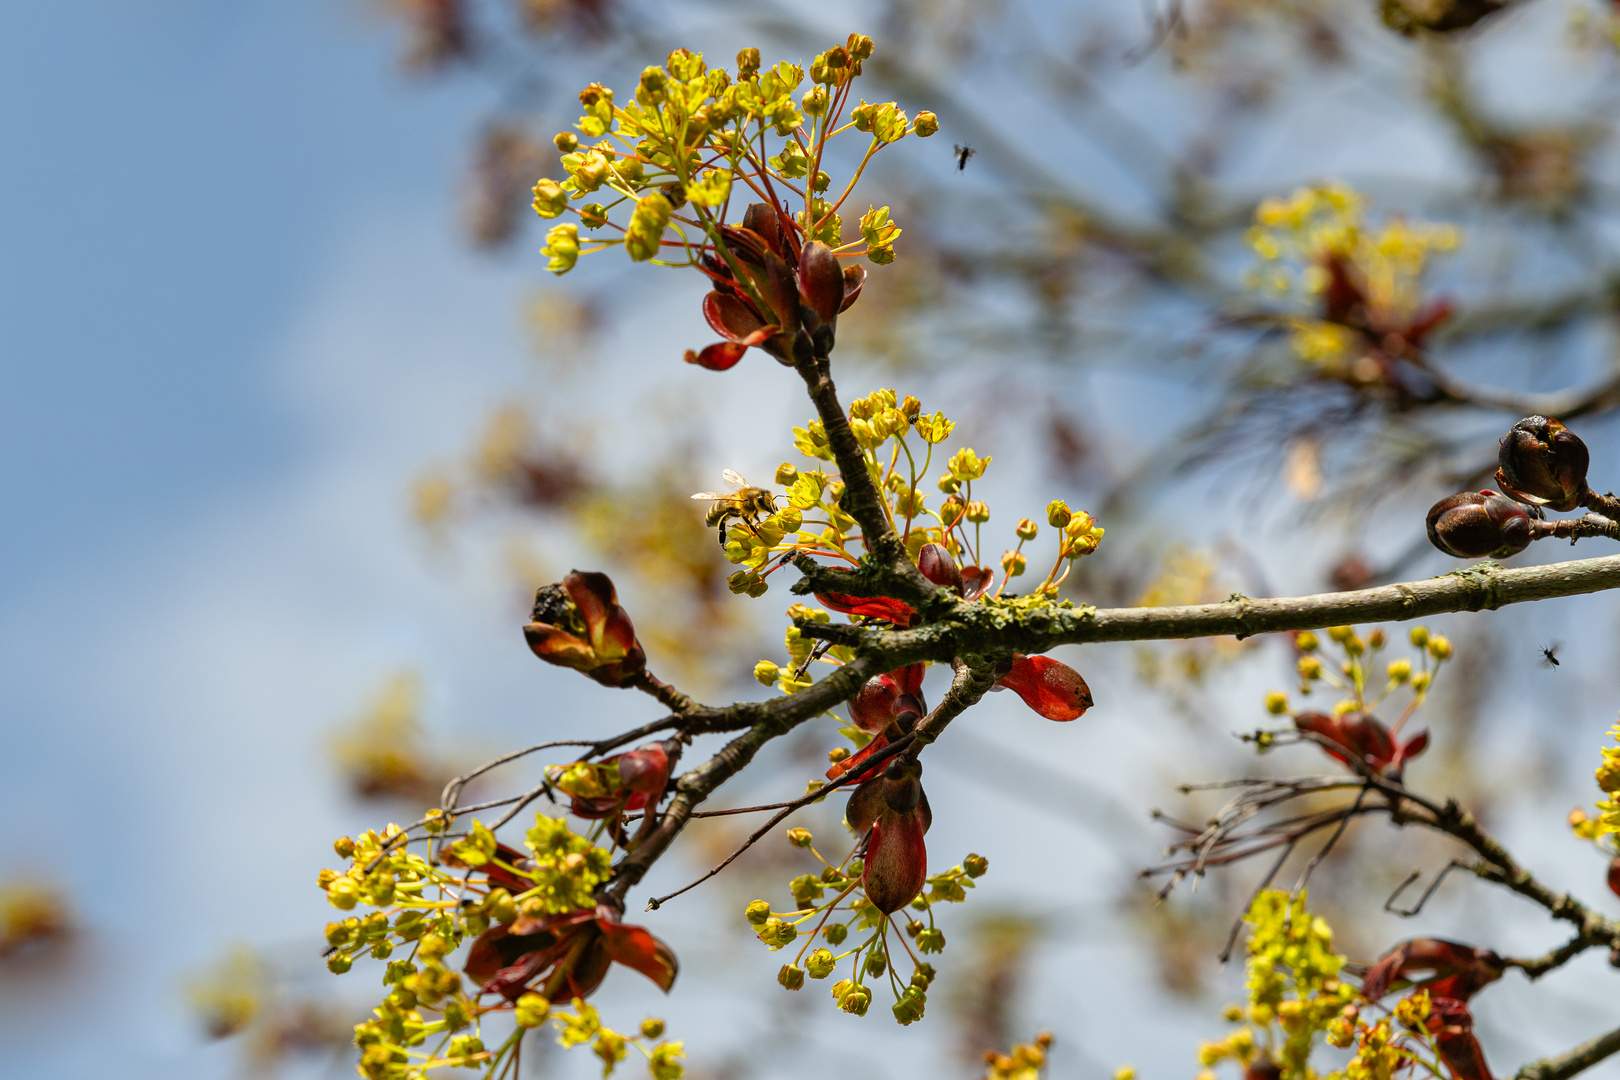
985,1032,1053,1079
729,388,1103,617
528,37,935,274
1285,623,1449,707
1246,183,1460,370
1195,892,1448,1080
1572,717,1620,842
746,845,988,1025
315,814,669,1080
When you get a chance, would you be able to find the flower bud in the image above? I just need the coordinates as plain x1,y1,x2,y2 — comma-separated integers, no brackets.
1045,500,1073,529
333,836,356,859
963,853,988,877
327,952,353,974
640,1018,664,1040
1298,656,1322,680
327,878,360,910
786,827,813,848
542,224,580,275
553,131,579,153
745,899,772,926
753,660,780,686
1387,659,1411,683
863,951,886,977
1426,490,1534,559
965,500,989,524
1427,635,1452,660
1000,549,1027,577
916,927,945,953
1411,671,1432,692
638,65,667,96
778,964,806,991
1295,631,1319,652
1367,629,1386,649
531,178,568,219
805,948,836,979
913,111,939,137
1497,415,1589,511
847,33,875,60
512,993,550,1028
736,47,761,76
625,192,672,262
1015,518,1038,541
573,151,611,193
774,462,798,486
1264,691,1289,715
1595,751,1620,793
325,921,353,946
825,923,848,945
917,542,962,593
828,747,849,763
802,85,830,116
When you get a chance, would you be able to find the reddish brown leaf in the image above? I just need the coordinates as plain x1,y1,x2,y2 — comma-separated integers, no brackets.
1362,939,1504,1003
997,654,1093,721
1428,998,1493,1080
596,918,678,992
703,291,768,341
685,342,748,371
814,592,915,625
960,565,994,600
839,264,866,313
845,775,885,836
827,731,890,782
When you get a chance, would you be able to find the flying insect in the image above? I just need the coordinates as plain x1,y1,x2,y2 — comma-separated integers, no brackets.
954,144,976,171
1540,642,1562,669
692,470,778,544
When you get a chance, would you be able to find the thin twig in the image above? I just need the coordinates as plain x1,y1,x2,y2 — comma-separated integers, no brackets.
642,732,917,910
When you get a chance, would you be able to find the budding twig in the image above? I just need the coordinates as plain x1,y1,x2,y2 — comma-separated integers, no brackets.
641,732,917,910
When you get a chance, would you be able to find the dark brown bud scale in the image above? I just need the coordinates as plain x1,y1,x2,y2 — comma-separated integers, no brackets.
1496,415,1589,512
1425,490,1533,559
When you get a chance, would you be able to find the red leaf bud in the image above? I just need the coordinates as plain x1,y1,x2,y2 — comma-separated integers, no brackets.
797,240,844,327
862,808,926,914
525,572,646,687
916,542,963,593
1425,490,1533,559
617,740,678,795
849,675,900,733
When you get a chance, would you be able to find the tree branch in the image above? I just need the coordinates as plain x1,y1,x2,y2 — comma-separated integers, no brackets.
798,553,1620,657
1517,1025,1620,1080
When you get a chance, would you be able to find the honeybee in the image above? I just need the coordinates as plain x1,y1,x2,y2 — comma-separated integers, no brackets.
691,470,779,543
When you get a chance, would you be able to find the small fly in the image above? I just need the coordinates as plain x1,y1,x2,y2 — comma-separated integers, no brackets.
953,144,976,171
1540,642,1562,669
